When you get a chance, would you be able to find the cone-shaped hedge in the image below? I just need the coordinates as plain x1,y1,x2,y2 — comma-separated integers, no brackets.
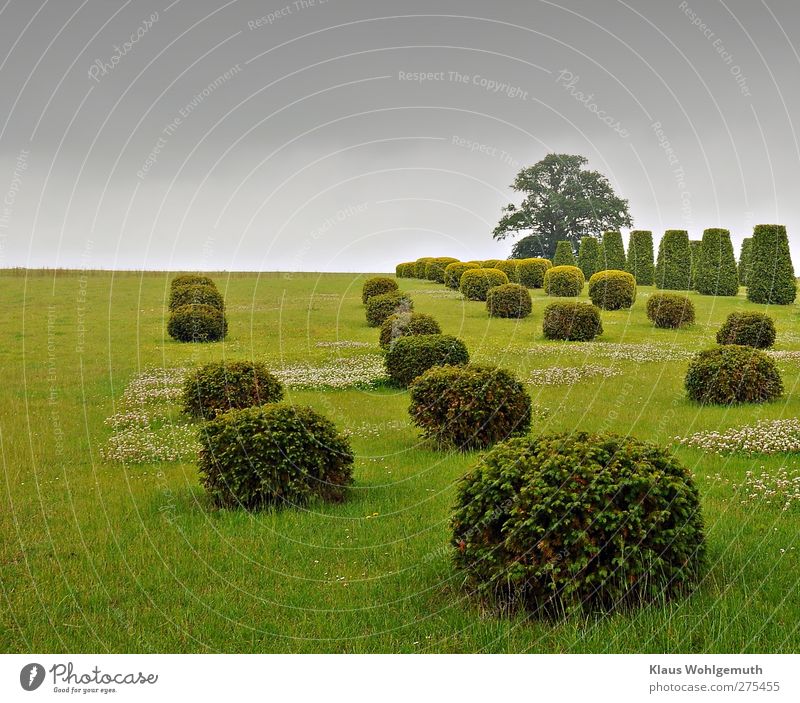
601,231,626,271
655,230,691,290
577,237,602,279
625,230,655,285
738,238,753,286
553,241,576,267
696,228,739,296
747,224,796,305
688,240,701,291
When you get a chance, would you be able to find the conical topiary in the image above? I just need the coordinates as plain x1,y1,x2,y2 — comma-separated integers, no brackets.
696,228,739,296
738,237,753,286
625,230,655,285
655,230,691,290
553,241,576,267
746,224,796,305
601,231,626,271
577,237,602,279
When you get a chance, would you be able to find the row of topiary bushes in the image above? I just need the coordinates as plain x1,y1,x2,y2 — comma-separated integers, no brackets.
167,274,228,342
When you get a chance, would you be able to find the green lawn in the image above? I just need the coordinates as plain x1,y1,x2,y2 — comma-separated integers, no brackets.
1,269,798,653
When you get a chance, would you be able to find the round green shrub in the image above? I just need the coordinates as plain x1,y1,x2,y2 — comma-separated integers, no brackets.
517,258,552,288
425,257,460,283
414,257,435,279
493,260,520,282
198,404,354,510
552,241,576,267
625,230,655,285
167,304,227,342
171,274,215,290
409,365,531,450
451,432,706,615
577,237,602,279
601,230,626,270
588,270,637,310
443,262,479,289
365,292,412,327
655,230,691,290
543,265,584,297
646,293,695,329
685,345,783,404
379,311,441,348
746,224,796,305
542,301,602,341
480,259,501,268
362,276,398,304
460,268,509,301
716,312,776,349
182,361,284,419
384,334,469,387
696,228,738,296
486,283,532,319
169,283,224,312
395,262,416,278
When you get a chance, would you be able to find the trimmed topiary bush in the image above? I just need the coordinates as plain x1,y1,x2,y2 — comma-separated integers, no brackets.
588,270,636,310
425,257,460,283
646,293,695,329
655,230,691,290
379,311,441,348
543,265,584,297
444,262,479,289
384,334,469,387
493,260,520,282
696,229,738,296
486,283,532,318
168,304,227,342
362,276,398,304
395,262,416,278
577,237,602,279
171,274,215,290
409,365,531,450
198,404,354,510
517,258,552,288
553,241,576,267
169,283,224,312
738,237,753,286
460,268,509,301
542,301,602,341
626,230,655,285
689,240,702,291
601,230,626,271
716,312,776,349
414,257,435,279
365,292,412,327
685,345,783,405
481,259,501,268
746,224,797,305
182,361,284,419
451,432,706,615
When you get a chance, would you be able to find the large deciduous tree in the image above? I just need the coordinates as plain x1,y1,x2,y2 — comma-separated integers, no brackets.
493,153,633,260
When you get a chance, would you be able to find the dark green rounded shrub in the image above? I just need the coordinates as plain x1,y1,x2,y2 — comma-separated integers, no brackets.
384,334,469,387
746,224,797,305
365,292,412,327
395,262,416,278
577,237,602,279
362,276,398,304
460,268,509,301
738,237,753,286
425,257,460,283
182,361,284,419
601,230,626,270
552,241,576,267
451,432,706,615
646,293,695,329
625,230,655,285
198,404,354,510
409,365,531,450
444,262,479,289
171,274,215,290
655,230,691,290
486,283,532,318
493,260,520,282
543,265,584,297
588,270,636,310
414,257,435,279
685,345,783,404
168,304,227,342
517,258,552,288
716,312,776,349
169,283,224,312
379,311,441,348
542,301,602,341
696,228,739,296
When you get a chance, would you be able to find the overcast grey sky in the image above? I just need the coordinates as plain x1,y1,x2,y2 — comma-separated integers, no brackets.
0,0,798,271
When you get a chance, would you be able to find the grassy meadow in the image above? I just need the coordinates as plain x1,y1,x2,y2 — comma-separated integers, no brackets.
1,269,798,653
